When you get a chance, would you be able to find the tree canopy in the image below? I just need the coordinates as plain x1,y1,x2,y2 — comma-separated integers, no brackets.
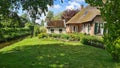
61,9,79,22
86,0,120,61
0,0,54,20
46,11,54,22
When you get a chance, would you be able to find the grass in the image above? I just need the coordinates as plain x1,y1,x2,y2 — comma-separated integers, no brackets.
0,37,120,68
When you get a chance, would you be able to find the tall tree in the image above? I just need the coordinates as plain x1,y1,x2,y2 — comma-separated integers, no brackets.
41,19,45,26
61,9,79,22
20,13,30,27
86,0,120,61
53,12,63,20
46,11,54,22
0,0,55,37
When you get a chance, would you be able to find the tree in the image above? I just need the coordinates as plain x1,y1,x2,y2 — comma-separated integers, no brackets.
0,0,55,37
20,13,31,27
0,12,21,28
61,9,79,22
53,12,63,20
46,11,54,22
85,0,120,61
41,19,45,26
0,0,65,37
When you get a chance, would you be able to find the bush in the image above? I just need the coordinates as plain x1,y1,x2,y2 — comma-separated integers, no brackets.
81,35,104,49
106,37,120,61
60,34,70,39
38,33,104,49
0,28,31,42
39,27,47,34
38,33,48,39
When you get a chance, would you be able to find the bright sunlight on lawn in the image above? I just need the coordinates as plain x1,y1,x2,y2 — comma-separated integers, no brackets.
0,37,120,68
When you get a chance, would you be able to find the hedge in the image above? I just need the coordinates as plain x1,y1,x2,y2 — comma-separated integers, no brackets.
81,35,104,49
38,33,104,49
0,28,31,42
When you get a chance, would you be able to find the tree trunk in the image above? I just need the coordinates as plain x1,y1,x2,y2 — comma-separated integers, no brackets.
31,21,36,38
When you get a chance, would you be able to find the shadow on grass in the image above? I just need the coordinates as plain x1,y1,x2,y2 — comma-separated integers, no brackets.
0,43,119,68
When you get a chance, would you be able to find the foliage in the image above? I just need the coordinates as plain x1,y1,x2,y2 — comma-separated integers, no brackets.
0,0,56,37
38,33,48,39
60,34,70,39
46,11,54,22
39,26,47,34
38,27,47,39
39,33,104,49
20,13,30,27
0,0,66,37
106,37,120,61
0,37,119,68
52,12,63,20
81,35,104,49
0,13,29,28
61,9,79,22
25,22,34,28
86,0,120,61
40,19,45,26
0,28,31,42
0,0,55,18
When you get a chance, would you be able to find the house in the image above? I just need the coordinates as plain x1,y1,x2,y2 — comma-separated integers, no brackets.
46,20,66,34
66,5,104,35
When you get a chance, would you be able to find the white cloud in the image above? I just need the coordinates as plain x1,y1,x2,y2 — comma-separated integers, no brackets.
74,0,85,2
53,4,61,9
66,1,81,10
47,4,61,10
35,13,48,24
35,19,41,24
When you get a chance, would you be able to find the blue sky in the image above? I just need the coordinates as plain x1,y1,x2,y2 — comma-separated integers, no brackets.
37,0,88,24
48,0,88,15
37,0,87,23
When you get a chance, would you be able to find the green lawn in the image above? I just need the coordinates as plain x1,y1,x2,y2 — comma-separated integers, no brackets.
0,37,120,68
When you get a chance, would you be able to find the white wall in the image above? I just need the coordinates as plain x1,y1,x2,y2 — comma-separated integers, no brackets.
81,24,89,34
47,28,66,34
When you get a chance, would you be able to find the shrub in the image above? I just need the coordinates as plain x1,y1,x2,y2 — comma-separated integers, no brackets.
81,35,104,49
60,34,70,39
39,27,47,34
67,33,81,41
38,33,48,39
51,34,60,38
38,33,104,49
106,37,120,61
0,28,31,42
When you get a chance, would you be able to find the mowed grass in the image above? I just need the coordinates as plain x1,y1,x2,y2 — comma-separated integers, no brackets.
0,37,120,68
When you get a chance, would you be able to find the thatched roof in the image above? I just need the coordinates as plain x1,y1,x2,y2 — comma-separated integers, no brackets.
66,6,100,24
47,20,65,28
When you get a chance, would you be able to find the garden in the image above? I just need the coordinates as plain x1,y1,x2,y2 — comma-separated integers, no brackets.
0,0,120,68
0,37,120,68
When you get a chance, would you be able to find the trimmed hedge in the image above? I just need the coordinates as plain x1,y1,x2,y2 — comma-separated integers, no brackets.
0,28,31,42
81,35,104,49
38,33,104,49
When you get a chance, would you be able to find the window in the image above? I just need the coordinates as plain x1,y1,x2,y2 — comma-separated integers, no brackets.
73,26,76,32
59,29,63,33
94,23,102,35
51,29,54,33
88,24,90,33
